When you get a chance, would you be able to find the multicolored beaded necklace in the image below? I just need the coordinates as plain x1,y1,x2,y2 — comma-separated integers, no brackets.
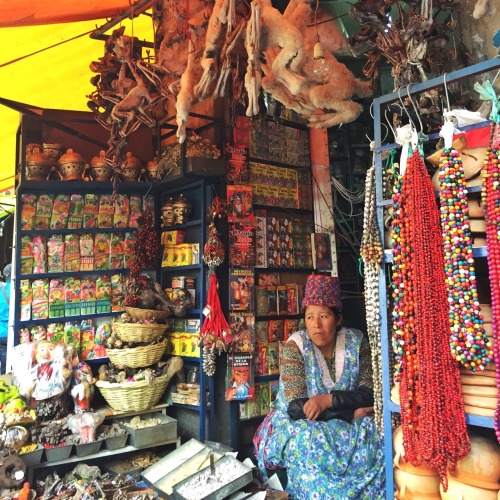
360,164,383,434
438,147,493,370
394,149,470,487
481,122,500,443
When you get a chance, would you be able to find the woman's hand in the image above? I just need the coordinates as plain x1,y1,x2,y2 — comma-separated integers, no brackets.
353,406,374,420
303,394,333,420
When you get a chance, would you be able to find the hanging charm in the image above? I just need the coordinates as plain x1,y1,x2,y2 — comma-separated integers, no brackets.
199,195,232,376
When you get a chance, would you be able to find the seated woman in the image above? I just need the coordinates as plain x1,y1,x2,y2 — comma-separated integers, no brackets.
254,274,385,499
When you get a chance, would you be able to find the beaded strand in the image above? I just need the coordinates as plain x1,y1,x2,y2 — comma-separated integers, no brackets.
438,147,493,370
360,164,384,434
390,167,406,383
398,149,471,488
481,122,500,443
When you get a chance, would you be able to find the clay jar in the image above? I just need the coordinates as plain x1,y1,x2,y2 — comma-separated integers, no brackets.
57,148,87,181
89,150,114,182
120,152,143,182
25,147,53,181
43,143,64,163
145,157,160,181
161,197,175,227
173,194,193,225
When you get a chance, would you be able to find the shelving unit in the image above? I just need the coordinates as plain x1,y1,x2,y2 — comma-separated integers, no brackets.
157,178,217,441
228,114,315,452
9,106,220,451
372,57,500,499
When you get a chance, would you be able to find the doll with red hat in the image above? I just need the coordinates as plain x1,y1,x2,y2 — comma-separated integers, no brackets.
254,274,385,499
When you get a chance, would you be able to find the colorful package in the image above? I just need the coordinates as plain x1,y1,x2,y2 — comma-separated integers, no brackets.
64,322,81,350
64,277,81,317
32,236,47,274
30,325,47,342
64,234,81,272
47,234,64,273
49,279,65,318
98,194,115,228
96,276,111,314
83,194,99,228
81,278,96,315
68,194,84,229
31,279,49,320
34,194,54,230
161,230,186,245
50,194,70,230
18,328,31,344
20,236,34,275
19,279,32,321
94,233,110,270
111,274,125,312
129,195,142,227
20,194,37,230
123,232,136,268
114,194,130,228
143,195,155,219
109,233,124,269
80,320,95,360
46,323,64,343
79,234,94,271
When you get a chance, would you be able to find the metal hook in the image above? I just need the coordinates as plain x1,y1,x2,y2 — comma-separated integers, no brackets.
397,87,416,130
406,84,424,134
384,109,397,142
443,72,452,111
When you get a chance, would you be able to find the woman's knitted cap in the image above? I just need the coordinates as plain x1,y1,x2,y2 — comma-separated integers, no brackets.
302,274,342,311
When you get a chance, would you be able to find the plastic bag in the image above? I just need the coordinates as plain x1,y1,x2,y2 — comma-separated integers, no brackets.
67,411,105,443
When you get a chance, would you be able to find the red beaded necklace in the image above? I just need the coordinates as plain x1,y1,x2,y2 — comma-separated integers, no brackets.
438,147,493,370
396,149,471,488
481,123,500,443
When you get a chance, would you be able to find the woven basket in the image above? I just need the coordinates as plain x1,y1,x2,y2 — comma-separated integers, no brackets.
96,373,170,412
124,306,171,323
113,322,168,343
107,339,167,368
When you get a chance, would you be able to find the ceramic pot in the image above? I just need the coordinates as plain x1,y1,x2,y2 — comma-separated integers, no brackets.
161,197,175,227
43,143,64,163
25,143,42,155
57,148,86,181
393,426,438,476
145,156,160,181
394,468,441,499
25,147,52,180
449,434,500,490
120,151,143,182
440,476,499,500
89,150,114,182
173,193,193,224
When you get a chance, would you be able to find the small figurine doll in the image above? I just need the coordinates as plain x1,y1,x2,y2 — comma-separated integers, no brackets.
70,361,96,413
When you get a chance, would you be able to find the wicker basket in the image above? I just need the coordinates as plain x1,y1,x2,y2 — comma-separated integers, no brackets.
107,340,167,368
96,373,170,412
113,322,168,343
124,306,171,323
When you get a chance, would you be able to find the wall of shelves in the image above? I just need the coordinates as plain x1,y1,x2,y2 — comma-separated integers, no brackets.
372,58,500,499
11,108,219,457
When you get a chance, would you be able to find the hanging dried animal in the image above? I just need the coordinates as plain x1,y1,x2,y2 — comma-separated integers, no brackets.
88,27,167,164
247,0,372,127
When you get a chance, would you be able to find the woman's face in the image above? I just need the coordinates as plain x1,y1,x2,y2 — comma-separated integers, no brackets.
305,305,340,357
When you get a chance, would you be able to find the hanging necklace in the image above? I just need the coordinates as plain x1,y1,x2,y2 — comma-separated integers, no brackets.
438,147,493,370
397,149,470,488
360,164,384,434
481,122,500,443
